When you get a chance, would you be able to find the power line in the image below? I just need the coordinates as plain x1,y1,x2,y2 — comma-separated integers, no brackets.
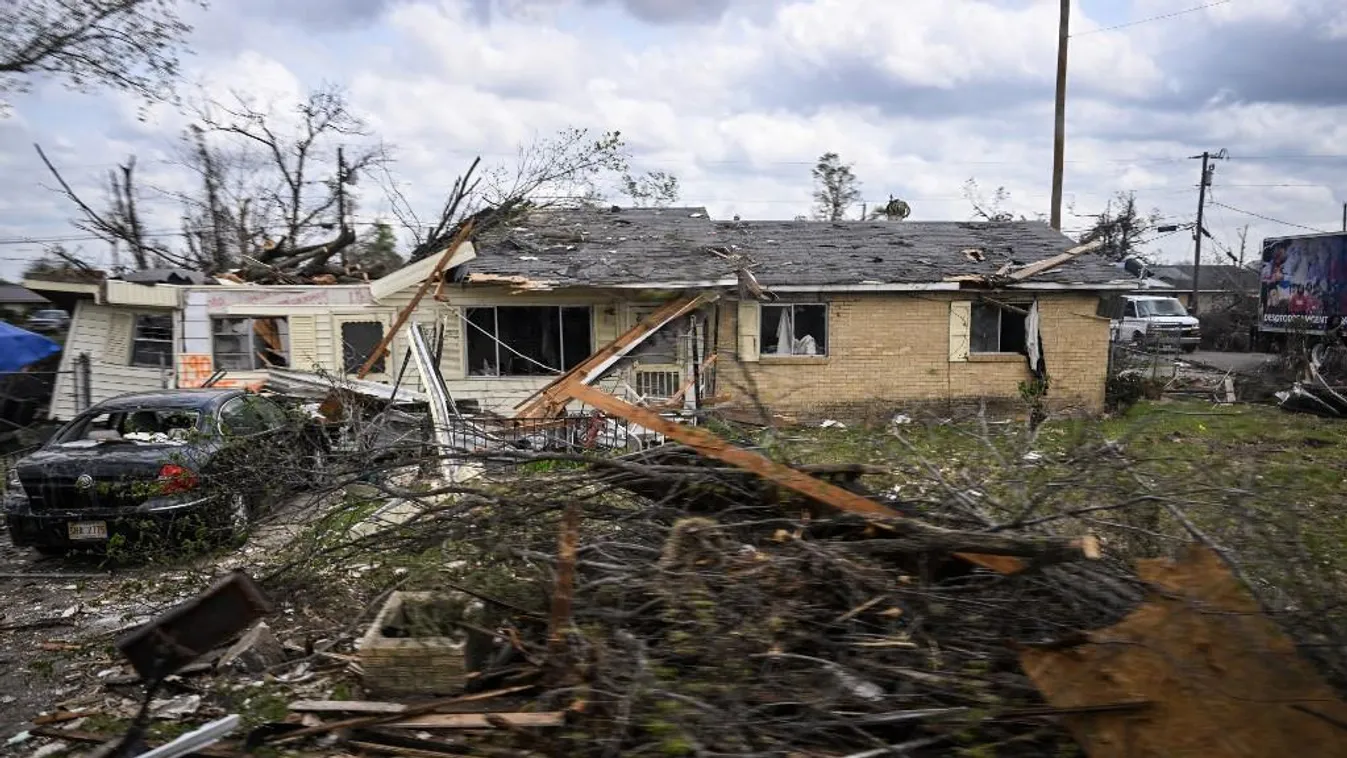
1070,1,1231,37
1208,201,1332,233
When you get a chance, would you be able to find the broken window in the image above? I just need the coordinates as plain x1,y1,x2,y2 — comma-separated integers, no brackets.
212,317,289,371
342,321,386,374
130,314,174,368
970,302,1027,354
760,304,827,356
464,306,592,377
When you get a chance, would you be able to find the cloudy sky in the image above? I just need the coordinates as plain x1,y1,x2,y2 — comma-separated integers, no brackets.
2,0,1347,281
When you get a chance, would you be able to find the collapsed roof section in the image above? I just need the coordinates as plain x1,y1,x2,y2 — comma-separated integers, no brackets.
455,205,1132,291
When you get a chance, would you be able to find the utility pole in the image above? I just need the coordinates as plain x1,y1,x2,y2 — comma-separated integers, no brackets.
1191,151,1211,315
1188,149,1226,315
1050,0,1070,230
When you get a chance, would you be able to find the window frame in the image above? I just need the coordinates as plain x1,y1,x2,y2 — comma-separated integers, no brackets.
970,301,1029,355
758,302,829,358
211,316,290,371
130,313,174,368
340,320,388,375
463,305,593,378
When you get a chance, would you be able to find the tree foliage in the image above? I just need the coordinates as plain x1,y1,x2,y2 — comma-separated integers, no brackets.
811,152,861,221
867,195,911,221
1079,191,1161,262
620,170,680,207
962,178,1018,222
0,0,201,112
347,221,403,277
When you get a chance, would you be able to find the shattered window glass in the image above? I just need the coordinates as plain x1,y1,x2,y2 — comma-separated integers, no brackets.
760,304,827,356
465,306,592,377
130,314,174,368
971,302,1028,354
212,317,290,371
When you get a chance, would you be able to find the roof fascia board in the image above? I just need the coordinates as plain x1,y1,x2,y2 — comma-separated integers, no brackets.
23,279,103,303
371,241,477,302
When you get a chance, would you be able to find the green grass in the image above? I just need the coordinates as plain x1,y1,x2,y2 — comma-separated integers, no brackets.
767,400,1347,629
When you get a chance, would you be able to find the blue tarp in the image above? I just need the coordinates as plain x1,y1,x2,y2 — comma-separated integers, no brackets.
0,321,62,373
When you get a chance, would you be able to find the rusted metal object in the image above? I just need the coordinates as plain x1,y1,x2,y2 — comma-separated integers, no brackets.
115,569,274,682
1021,546,1347,758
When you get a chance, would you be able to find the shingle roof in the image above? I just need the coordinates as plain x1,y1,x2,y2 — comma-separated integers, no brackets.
1148,264,1260,294
465,206,1127,288
0,284,51,305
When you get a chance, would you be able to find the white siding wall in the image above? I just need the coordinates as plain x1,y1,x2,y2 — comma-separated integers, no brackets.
49,302,177,420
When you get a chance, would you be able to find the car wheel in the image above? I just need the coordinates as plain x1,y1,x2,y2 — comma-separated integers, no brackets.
1182,344,1198,354
34,545,68,558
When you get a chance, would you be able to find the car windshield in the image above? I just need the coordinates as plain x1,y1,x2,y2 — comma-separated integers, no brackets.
54,407,203,446
1136,299,1188,317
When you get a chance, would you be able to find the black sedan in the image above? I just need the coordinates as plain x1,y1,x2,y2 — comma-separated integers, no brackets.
3,388,327,556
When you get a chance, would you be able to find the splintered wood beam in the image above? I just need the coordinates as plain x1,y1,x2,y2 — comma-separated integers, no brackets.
563,383,1029,574
1006,239,1104,282
356,220,474,379
513,292,716,419
661,353,718,409
547,501,581,664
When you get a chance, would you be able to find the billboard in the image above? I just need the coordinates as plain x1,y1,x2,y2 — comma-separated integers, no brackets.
1260,233,1347,332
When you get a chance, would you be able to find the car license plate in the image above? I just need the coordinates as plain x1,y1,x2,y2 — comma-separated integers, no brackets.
67,521,108,541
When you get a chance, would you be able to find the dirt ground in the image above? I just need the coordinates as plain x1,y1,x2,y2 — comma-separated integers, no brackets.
0,541,126,739
0,492,331,744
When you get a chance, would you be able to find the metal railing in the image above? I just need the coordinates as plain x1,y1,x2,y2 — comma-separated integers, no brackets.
437,412,667,454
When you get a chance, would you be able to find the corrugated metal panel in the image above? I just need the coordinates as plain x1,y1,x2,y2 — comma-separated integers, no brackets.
369,241,476,302
949,301,971,363
105,280,180,308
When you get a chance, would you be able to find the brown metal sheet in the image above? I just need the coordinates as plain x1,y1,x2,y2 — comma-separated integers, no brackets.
1021,546,1347,758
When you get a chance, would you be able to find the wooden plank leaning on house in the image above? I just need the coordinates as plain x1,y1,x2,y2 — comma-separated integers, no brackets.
563,384,1100,575
512,292,718,420
1005,239,1105,282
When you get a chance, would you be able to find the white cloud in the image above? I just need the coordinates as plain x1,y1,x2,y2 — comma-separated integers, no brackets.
0,0,1345,281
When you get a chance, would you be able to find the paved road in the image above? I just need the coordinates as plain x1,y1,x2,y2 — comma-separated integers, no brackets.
1182,351,1278,375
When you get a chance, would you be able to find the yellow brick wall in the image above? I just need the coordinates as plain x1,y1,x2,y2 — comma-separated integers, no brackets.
715,293,1109,418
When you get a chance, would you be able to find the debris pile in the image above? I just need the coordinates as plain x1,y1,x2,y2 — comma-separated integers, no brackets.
12,387,1347,757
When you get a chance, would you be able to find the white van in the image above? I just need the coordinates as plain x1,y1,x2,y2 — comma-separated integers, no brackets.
1100,295,1201,352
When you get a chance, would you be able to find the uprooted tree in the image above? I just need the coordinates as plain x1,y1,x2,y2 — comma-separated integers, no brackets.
390,128,683,263
0,0,201,112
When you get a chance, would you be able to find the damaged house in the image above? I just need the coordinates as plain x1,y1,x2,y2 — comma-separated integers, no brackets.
26,206,1133,422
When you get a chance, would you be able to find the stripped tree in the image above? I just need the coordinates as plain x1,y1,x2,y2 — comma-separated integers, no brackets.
193,84,388,274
